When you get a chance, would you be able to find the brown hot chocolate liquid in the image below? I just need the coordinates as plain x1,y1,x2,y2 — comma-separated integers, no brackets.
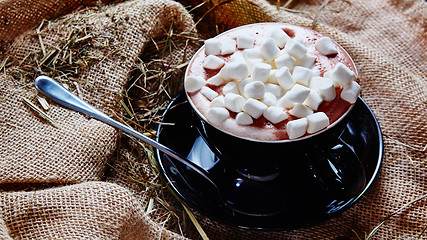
187,23,357,141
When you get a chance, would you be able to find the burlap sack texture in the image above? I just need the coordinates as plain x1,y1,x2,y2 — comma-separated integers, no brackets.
0,0,199,239
0,0,426,239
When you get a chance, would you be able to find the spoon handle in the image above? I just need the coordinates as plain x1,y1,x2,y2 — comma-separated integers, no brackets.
34,75,217,189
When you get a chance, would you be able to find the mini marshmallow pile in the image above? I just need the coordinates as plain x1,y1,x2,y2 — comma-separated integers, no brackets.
185,28,360,139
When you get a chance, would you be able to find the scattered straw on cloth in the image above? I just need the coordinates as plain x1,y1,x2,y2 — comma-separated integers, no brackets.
0,0,426,239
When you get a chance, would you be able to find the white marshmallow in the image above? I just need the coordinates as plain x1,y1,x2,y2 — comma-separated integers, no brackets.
307,112,329,134
222,81,239,95
200,86,218,100
238,78,252,95
252,63,272,83
236,112,253,125
323,71,340,87
292,66,312,86
283,84,311,103
237,34,255,49
260,38,281,62
341,81,361,104
276,67,295,91
261,92,277,106
244,81,265,99
315,37,338,55
303,90,323,111
221,37,236,55
185,75,205,92
289,104,313,118
324,62,356,87
243,48,263,60
277,95,296,109
265,83,283,98
242,98,268,119
246,58,265,74
310,76,336,101
207,107,229,125
229,51,245,63
207,74,225,86
210,95,225,108
271,28,290,48
285,39,307,59
204,38,221,56
203,55,225,70
296,54,317,68
274,53,294,70
286,118,308,139
267,69,278,84
224,93,246,112
263,106,288,124
219,62,249,81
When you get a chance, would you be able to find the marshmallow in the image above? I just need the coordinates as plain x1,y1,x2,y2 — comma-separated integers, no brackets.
267,69,278,84
221,37,236,55
207,74,225,86
261,92,277,106
219,62,249,81
210,95,225,108
237,34,255,49
306,112,329,134
229,51,245,63
204,38,221,56
303,89,323,111
207,107,229,125
265,83,283,98
292,66,312,86
242,98,268,119
283,84,311,103
224,93,246,112
246,58,265,74
222,81,239,95
236,112,253,125
185,75,205,92
271,28,290,48
285,39,307,59
263,106,288,124
309,76,336,101
252,63,272,83
244,81,265,99
289,104,313,118
341,81,361,104
276,95,296,109
200,86,218,100
296,54,317,68
203,55,225,70
286,118,308,139
243,48,263,60
276,67,295,91
238,78,252,94
274,53,294,70
315,37,338,55
324,62,356,87
260,38,281,62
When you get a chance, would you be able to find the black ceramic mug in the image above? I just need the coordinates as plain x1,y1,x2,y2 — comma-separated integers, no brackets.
183,23,365,216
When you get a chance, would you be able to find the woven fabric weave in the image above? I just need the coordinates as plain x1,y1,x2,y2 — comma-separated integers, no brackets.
0,0,426,239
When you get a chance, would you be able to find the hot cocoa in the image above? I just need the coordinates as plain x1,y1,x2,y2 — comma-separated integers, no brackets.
185,23,360,141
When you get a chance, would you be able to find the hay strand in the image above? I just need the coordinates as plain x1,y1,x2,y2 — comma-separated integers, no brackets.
22,97,59,128
366,194,427,239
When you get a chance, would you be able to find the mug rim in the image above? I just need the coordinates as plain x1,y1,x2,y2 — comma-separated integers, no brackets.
184,22,359,144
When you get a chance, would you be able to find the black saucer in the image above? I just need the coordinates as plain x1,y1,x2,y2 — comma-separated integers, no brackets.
156,92,383,230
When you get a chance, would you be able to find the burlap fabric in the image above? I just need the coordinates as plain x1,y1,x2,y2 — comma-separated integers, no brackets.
0,0,426,239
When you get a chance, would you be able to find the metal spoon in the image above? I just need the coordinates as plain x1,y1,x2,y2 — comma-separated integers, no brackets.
34,75,220,195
